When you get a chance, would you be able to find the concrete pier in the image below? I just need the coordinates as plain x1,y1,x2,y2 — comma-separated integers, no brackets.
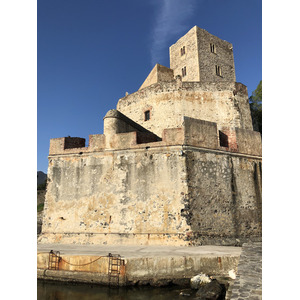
37,244,241,286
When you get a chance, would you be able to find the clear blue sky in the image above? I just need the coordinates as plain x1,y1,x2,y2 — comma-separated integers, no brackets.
38,0,262,173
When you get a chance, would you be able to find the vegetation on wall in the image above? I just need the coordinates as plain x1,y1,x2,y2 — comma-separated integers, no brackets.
37,202,44,212
37,175,47,212
249,80,262,134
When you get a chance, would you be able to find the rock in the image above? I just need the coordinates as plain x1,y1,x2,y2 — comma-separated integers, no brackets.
179,291,191,296
191,273,212,289
228,269,236,279
196,279,225,300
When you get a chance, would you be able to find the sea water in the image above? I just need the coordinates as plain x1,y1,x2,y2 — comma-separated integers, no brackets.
37,280,198,300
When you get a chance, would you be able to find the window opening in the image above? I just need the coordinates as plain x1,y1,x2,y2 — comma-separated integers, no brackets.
210,43,216,53
144,110,150,121
219,131,228,147
180,46,185,56
182,66,187,77
216,65,222,76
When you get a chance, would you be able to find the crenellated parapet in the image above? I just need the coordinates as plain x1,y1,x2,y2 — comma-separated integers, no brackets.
49,112,261,157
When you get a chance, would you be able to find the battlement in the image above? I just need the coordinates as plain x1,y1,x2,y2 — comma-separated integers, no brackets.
49,137,87,154
49,114,261,157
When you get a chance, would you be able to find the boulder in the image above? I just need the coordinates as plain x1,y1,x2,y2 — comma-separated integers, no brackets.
196,279,225,300
190,273,211,289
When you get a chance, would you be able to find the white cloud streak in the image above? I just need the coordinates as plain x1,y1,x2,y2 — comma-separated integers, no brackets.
150,0,197,67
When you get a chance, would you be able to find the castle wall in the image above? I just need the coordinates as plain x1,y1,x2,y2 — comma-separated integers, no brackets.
117,81,253,138
40,146,190,245
185,151,262,245
40,116,261,246
41,146,261,246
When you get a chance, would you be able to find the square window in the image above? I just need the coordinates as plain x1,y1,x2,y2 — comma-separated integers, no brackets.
219,131,228,147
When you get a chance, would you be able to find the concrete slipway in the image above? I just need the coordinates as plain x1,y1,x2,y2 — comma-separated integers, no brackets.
37,244,241,286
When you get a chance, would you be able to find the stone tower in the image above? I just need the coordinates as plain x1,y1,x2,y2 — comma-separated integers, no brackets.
169,26,236,83
119,27,250,150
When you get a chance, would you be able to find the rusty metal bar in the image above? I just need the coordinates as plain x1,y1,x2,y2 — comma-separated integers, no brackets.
108,253,123,287
48,250,61,270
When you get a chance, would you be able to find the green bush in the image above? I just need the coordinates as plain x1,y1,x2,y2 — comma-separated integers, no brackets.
37,203,44,212
249,80,262,134
37,180,47,190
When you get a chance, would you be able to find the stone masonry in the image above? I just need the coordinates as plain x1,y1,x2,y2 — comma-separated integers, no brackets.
38,26,261,246
226,242,262,300
169,26,235,83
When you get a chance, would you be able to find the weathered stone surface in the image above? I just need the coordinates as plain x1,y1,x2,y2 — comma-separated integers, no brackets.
40,144,190,245
235,128,262,156
117,81,253,138
185,151,262,245
39,138,261,245
183,117,218,149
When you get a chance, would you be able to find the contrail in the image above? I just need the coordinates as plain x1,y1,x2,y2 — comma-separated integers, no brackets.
150,0,197,67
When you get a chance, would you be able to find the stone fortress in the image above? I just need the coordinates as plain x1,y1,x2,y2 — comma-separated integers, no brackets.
39,26,262,247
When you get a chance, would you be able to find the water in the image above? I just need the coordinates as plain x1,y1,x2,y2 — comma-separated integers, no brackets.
37,280,198,300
